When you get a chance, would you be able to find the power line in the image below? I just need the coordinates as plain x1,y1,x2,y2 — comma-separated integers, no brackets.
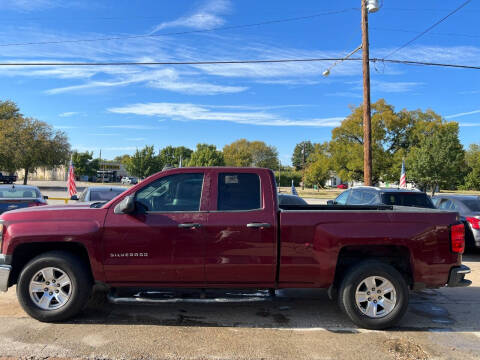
382,0,473,60
0,8,357,48
0,58,478,70
371,26,480,39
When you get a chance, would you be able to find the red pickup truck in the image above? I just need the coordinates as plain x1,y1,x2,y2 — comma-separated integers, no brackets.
0,167,471,329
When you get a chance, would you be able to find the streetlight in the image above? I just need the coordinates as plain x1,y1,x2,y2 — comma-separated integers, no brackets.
322,1,381,186
361,0,381,185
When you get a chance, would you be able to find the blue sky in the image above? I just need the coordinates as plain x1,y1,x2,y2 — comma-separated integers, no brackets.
0,0,479,165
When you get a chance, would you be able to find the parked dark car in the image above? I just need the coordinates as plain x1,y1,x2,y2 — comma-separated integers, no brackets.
328,186,435,209
0,173,17,184
278,193,308,206
71,186,127,203
432,195,480,249
0,185,47,214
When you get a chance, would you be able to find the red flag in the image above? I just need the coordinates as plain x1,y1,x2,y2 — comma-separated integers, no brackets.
399,159,407,188
67,161,77,197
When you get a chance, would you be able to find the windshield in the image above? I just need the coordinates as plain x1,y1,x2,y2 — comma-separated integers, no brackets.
0,188,40,199
462,199,480,212
381,193,434,208
90,189,125,201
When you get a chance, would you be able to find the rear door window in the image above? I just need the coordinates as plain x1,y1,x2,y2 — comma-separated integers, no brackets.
217,173,261,211
335,190,350,205
382,193,434,208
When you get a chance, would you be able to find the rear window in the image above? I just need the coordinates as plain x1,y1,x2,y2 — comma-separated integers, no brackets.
463,199,480,212
0,188,39,199
90,189,125,201
218,173,261,211
381,192,434,208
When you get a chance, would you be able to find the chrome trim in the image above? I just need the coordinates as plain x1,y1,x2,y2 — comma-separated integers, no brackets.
0,265,12,292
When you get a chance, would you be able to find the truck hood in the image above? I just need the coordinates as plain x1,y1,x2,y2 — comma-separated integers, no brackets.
0,203,108,223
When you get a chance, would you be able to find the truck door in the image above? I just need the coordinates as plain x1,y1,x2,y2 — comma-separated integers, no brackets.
204,170,277,285
102,172,208,285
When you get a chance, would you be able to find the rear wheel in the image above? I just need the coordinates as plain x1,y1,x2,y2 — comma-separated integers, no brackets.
338,261,409,330
17,251,92,322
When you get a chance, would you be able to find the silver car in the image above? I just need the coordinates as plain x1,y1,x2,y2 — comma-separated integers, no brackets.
71,186,126,203
433,195,480,248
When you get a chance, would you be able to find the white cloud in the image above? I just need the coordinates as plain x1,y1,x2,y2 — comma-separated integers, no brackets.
372,80,423,93
446,109,480,119
126,137,146,141
43,67,246,95
458,122,480,127
108,102,344,127
151,0,230,33
59,111,79,117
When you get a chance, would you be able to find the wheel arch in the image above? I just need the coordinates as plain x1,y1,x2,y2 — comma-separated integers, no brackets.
333,245,413,291
9,242,94,287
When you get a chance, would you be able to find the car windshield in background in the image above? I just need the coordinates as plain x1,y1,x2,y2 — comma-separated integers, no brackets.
0,188,39,199
381,193,434,208
463,199,480,212
90,190,124,201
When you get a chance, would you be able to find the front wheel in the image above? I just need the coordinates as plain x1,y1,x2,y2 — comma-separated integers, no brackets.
338,261,409,330
17,251,92,322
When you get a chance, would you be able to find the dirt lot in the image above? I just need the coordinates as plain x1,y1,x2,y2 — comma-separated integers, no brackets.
0,253,478,360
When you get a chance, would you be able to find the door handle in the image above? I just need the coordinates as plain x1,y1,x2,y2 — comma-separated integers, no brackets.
178,223,202,229
246,223,271,229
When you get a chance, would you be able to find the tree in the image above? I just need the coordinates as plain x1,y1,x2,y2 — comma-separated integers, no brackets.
72,151,99,178
291,141,315,171
158,146,193,168
114,154,131,166
461,144,480,190
223,139,279,169
407,122,465,195
0,100,23,174
125,146,160,178
188,144,224,167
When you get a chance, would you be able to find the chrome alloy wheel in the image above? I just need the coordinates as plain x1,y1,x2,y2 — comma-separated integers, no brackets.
355,276,397,318
29,267,72,310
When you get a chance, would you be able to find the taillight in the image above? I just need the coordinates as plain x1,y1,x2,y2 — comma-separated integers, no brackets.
466,217,480,230
451,223,465,254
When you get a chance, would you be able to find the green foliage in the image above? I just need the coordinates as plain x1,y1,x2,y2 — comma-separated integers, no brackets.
291,141,315,170
0,100,71,184
114,154,132,165
407,122,466,195
304,144,331,188
158,146,193,168
223,139,279,169
72,151,99,177
188,144,225,167
460,144,480,190
125,145,160,178
275,167,302,187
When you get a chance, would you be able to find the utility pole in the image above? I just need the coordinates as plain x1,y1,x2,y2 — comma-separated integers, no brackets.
361,0,373,186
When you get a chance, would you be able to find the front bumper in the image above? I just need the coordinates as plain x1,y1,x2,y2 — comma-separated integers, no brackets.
0,265,11,292
447,265,472,287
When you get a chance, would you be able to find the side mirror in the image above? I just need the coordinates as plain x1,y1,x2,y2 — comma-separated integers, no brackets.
327,200,335,205
43,195,49,200
114,195,136,214
70,195,78,201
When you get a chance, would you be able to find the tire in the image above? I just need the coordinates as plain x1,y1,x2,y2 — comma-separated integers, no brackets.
16,251,92,322
338,261,409,330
